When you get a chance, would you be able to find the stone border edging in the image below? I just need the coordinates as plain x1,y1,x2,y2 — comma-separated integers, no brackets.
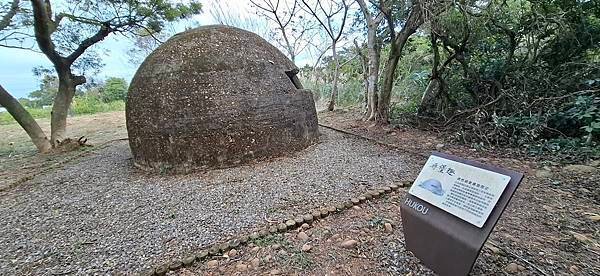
139,181,412,276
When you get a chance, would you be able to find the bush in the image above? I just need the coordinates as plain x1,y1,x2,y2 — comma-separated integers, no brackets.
0,98,125,125
71,96,125,115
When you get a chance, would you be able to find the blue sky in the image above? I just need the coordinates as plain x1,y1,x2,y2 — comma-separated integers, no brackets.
0,1,218,99
0,35,139,99
0,0,331,99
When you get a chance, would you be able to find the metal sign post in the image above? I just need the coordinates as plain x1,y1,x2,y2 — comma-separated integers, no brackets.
400,152,524,276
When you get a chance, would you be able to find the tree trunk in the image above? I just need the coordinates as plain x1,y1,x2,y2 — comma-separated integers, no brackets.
376,53,401,123
50,69,77,144
327,42,340,111
0,84,52,153
418,79,441,116
418,34,441,116
366,28,381,121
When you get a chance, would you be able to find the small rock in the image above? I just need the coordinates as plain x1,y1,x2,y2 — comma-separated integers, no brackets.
301,243,312,252
251,246,260,252
340,239,358,249
569,265,579,273
331,234,341,241
301,223,310,230
586,213,600,222
564,164,597,174
270,269,282,275
505,262,519,273
298,232,309,241
207,260,218,269
271,244,281,250
250,257,260,268
384,223,393,233
352,206,361,210
435,143,445,149
228,249,238,257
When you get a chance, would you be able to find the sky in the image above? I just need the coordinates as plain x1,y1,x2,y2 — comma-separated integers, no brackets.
0,0,294,99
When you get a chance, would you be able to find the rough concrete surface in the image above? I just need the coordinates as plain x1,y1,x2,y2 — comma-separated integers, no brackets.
127,25,318,173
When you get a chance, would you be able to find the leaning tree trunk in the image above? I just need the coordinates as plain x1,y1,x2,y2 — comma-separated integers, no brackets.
50,69,78,144
0,84,52,153
327,42,340,111
418,79,441,116
376,54,401,123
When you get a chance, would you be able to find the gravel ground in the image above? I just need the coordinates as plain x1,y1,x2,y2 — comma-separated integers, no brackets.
0,127,411,275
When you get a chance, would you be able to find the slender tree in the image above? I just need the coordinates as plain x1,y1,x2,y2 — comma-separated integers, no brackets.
355,0,384,120
301,0,350,111
373,0,449,123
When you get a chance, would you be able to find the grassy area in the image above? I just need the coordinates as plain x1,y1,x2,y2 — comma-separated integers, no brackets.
0,99,125,125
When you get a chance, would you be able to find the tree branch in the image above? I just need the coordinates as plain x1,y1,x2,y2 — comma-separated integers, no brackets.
0,0,20,31
66,22,112,64
31,0,64,65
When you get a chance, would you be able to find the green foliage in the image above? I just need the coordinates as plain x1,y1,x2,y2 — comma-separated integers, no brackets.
568,96,600,138
101,77,128,102
27,75,59,108
0,108,50,125
0,97,125,125
71,96,125,115
528,138,600,162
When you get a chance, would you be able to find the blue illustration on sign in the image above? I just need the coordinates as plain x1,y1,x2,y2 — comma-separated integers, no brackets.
418,179,445,196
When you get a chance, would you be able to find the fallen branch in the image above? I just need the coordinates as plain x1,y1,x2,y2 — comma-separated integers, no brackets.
443,95,503,127
488,241,550,276
531,89,599,104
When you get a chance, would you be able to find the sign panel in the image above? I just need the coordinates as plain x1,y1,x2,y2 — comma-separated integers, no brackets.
408,155,511,227
400,152,524,276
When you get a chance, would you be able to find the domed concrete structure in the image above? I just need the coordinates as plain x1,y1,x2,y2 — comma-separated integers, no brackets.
126,25,319,173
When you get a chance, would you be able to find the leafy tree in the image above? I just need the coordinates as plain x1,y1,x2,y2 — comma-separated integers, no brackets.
28,75,59,107
0,0,202,151
101,77,128,103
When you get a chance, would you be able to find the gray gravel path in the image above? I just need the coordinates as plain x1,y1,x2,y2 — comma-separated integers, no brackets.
0,127,410,275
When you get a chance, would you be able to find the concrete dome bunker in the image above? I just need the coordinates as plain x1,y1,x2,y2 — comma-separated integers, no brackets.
126,25,319,173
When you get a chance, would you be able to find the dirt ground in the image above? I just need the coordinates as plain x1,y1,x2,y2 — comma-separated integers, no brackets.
180,110,599,276
1,110,599,275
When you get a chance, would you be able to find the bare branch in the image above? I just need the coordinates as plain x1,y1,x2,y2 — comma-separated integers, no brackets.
31,0,63,65
0,0,20,31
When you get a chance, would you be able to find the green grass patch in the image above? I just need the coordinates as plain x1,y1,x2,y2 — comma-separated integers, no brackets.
0,98,125,125
0,108,50,125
